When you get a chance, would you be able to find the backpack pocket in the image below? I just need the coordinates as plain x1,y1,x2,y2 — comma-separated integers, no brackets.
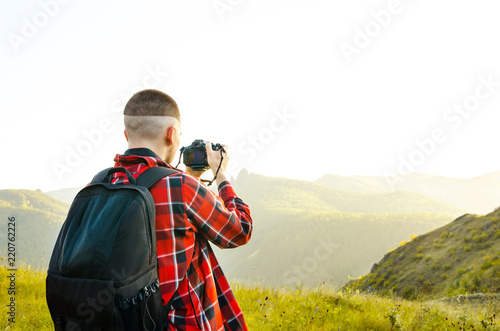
46,273,116,330
117,279,165,331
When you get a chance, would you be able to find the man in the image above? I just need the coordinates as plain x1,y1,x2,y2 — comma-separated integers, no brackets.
113,89,253,330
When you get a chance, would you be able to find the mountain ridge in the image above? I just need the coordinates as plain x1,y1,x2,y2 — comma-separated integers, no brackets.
316,171,500,215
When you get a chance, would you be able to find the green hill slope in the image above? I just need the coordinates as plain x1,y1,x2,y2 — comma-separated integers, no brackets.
347,209,500,300
0,190,68,268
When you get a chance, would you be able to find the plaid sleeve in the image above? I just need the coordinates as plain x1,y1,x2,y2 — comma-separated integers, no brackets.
183,175,252,248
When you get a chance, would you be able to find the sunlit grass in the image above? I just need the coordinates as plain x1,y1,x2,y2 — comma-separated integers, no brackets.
1,265,52,330
1,266,498,330
235,285,499,330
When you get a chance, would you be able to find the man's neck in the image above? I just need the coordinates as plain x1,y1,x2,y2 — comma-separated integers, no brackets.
128,142,166,161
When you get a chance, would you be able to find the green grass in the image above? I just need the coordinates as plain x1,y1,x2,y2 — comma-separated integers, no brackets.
236,285,499,330
1,266,53,330
1,266,499,330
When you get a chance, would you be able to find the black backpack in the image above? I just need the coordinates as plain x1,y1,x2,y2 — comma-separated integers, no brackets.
46,166,178,331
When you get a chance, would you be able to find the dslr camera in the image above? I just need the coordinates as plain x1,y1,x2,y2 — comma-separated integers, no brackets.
181,139,224,171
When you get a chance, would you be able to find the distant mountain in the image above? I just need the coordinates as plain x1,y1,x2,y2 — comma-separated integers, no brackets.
479,170,500,183
316,172,500,215
234,171,465,216
45,186,83,204
0,190,68,268
346,209,500,300
214,208,454,288
213,171,464,288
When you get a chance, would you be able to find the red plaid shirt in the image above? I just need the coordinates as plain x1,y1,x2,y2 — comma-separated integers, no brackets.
111,148,253,331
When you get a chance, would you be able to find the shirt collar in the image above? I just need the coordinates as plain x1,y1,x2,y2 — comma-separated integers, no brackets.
115,148,171,169
123,148,162,159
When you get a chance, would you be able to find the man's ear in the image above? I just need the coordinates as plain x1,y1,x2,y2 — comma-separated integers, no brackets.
124,129,129,142
165,125,175,145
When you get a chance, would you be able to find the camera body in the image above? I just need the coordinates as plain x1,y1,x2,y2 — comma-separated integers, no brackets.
182,139,223,171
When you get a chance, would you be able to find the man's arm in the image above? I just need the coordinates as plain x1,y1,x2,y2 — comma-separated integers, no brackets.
183,175,252,248
184,142,252,248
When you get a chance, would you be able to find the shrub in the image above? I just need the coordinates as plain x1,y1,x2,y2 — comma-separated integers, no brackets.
433,238,445,248
472,275,481,291
481,262,492,270
473,232,488,243
463,246,471,252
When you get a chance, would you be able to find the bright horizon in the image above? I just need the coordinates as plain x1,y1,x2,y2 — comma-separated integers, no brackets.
1,1,500,192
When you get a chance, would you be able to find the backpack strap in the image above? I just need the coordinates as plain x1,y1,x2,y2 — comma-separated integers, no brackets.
92,166,179,187
91,167,138,185
136,166,180,188
91,167,114,184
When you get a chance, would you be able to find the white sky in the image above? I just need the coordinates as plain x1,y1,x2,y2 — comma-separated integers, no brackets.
1,0,500,191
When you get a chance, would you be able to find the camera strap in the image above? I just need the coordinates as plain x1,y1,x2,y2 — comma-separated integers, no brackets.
204,149,224,186
175,147,185,169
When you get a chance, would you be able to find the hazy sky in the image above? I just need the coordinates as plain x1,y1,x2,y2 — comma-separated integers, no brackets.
1,0,500,191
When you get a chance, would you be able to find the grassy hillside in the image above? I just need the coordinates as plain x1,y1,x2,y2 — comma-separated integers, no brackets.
0,189,69,216
0,190,68,268
316,172,500,215
347,209,500,301
1,266,498,330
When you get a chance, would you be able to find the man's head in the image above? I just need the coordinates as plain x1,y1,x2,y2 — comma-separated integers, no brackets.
123,89,181,164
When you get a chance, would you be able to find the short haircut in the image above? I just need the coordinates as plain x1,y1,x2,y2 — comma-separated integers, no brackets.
124,90,180,141
124,115,179,141
124,89,180,121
